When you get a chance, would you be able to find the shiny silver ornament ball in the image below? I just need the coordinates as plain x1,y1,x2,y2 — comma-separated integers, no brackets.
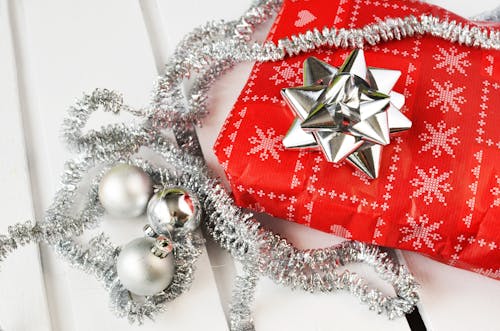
98,164,153,218
147,187,200,235
116,237,174,296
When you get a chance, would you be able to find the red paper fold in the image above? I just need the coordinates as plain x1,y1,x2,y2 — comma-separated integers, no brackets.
214,0,500,279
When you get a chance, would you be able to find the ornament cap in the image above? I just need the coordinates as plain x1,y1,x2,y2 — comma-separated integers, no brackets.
151,235,174,258
143,224,157,238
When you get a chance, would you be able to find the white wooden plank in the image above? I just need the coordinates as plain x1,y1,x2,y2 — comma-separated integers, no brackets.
155,0,250,51
0,1,52,330
427,0,499,17
402,251,500,331
14,0,228,330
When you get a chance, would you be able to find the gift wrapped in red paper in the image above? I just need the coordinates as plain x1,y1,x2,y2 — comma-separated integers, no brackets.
214,0,500,278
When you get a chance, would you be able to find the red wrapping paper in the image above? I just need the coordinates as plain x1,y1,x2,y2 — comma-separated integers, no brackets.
214,0,500,278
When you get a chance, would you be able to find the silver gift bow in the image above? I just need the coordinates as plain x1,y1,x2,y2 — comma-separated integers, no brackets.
282,49,412,178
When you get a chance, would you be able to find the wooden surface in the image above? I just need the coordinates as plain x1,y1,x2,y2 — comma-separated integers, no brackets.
0,0,499,330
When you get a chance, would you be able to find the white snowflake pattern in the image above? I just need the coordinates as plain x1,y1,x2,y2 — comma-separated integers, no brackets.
247,126,284,162
418,120,460,158
410,166,453,205
473,268,500,279
269,60,303,86
353,169,371,185
330,224,352,239
433,46,471,75
490,176,500,208
399,214,443,251
372,218,385,243
427,80,466,114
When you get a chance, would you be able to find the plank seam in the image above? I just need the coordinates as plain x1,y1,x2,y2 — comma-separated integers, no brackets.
6,0,55,329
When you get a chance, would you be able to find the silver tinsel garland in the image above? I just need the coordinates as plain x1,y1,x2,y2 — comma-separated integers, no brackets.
0,0,498,330
473,5,500,22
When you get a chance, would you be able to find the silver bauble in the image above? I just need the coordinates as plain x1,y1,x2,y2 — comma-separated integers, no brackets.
147,187,200,235
116,237,174,296
98,164,153,218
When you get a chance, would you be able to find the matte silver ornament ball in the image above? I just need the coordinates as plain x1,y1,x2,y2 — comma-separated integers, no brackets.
98,164,153,218
116,237,175,296
147,187,200,235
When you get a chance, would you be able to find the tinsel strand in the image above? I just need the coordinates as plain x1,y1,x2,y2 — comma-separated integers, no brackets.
152,14,499,129
473,5,500,22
